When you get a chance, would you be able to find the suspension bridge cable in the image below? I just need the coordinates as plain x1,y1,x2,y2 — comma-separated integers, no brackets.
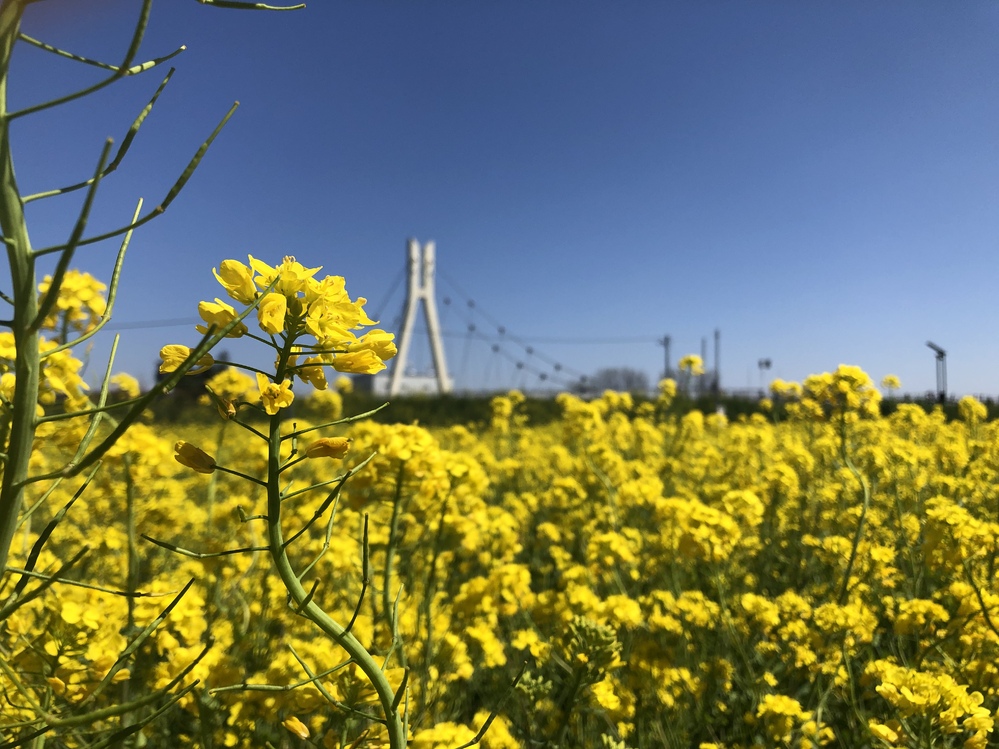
369,266,406,323
437,272,589,381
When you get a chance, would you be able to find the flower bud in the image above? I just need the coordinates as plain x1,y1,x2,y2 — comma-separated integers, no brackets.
213,259,257,305
304,437,350,460
174,441,216,474
281,716,310,740
216,397,237,420
159,345,215,375
196,298,248,338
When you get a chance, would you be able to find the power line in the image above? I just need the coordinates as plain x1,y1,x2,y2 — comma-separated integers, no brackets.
105,317,199,330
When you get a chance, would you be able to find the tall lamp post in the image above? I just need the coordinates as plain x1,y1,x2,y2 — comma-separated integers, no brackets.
926,341,946,404
758,358,772,395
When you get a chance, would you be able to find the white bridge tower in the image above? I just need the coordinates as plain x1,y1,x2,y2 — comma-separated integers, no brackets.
388,239,453,396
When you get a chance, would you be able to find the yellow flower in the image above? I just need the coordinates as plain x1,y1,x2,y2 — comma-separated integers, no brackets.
249,254,322,297
296,356,328,390
868,720,899,743
205,386,238,420
881,374,901,391
657,377,677,401
159,345,214,375
213,259,257,305
37,269,107,333
332,350,386,375
256,373,294,415
281,716,310,740
205,366,257,401
679,354,705,375
770,379,803,398
348,329,397,361
257,292,288,335
196,298,248,338
174,441,216,474
0,372,14,403
958,395,987,424
803,364,881,419
304,437,350,460
111,373,140,399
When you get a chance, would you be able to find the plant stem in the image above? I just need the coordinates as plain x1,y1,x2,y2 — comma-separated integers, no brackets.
383,462,406,625
0,0,38,578
266,342,406,748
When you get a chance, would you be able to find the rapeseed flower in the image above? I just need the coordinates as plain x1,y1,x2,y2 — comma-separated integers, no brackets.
213,258,258,304
196,298,247,337
881,374,901,391
331,349,386,374
159,344,214,375
110,373,140,399
304,437,350,459
294,355,328,389
679,354,705,375
281,716,309,739
174,441,216,473
255,373,294,415
257,292,288,335
37,269,107,334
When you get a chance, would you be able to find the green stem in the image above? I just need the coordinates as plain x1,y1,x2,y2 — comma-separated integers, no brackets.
266,341,406,748
123,457,140,632
837,413,870,605
383,462,406,625
0,0,38,578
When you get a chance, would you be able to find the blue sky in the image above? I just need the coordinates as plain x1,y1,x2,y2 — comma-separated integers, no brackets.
9,1,999,397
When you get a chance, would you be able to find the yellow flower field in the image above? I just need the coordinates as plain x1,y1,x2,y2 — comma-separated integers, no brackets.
4,293,999,747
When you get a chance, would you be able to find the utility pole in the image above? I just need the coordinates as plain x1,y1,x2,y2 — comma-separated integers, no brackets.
926,341,946,403
713,328,721,396
658,335,672,380
700,336,708,397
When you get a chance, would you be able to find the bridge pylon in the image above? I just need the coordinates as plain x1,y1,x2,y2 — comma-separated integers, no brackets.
388,239,453,396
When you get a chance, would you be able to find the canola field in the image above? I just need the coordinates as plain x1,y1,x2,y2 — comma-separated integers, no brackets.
4,346,999,747
5,3,996,746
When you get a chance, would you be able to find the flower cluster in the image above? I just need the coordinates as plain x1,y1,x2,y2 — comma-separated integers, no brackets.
159,256,396,415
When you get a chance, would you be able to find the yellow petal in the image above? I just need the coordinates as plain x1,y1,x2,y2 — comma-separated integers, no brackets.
282,716,310,740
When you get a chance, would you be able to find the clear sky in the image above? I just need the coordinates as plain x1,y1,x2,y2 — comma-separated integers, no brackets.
9,1,999,397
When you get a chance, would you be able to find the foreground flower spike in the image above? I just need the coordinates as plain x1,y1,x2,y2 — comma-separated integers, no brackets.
208,255,396,377
174,441,216,474
304,437,350,460
159,345,215,375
